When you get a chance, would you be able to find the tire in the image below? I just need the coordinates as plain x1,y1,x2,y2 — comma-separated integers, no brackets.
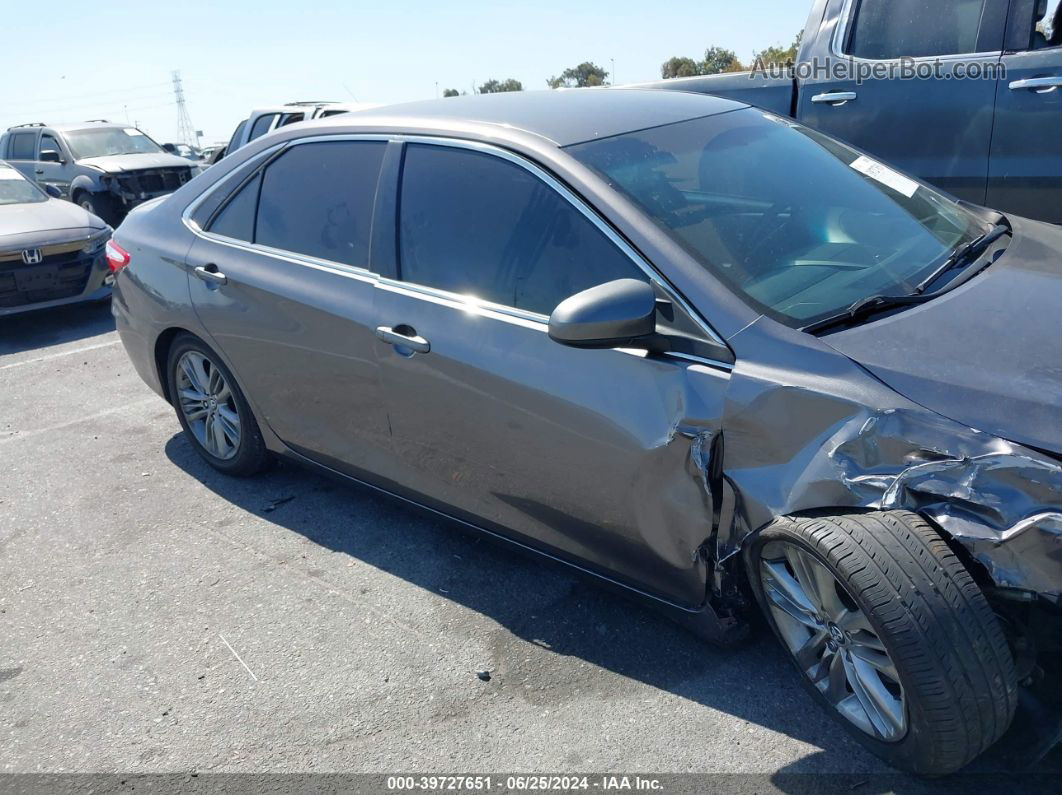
75,191,119,226
746,511,1017,776
166,334,270,477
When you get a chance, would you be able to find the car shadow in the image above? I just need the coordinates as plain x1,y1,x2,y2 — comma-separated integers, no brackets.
0,299,114,355
163,433,1059,779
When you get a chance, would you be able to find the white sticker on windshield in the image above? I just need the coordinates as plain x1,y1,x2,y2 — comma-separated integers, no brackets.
0,169,24,180
124,127,145,136
850,155,919,198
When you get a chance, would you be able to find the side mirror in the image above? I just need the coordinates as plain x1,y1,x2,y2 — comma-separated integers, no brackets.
44,184,62,198
162,143,177,154
39,149,62,164
548,279,658,350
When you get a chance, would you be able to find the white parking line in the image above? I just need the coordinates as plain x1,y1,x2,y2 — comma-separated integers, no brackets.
0,340,121,371
218,633,259,682
0,397,157,445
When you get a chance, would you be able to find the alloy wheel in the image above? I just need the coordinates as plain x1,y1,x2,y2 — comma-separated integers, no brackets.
175,351,241,461
760,539,907,741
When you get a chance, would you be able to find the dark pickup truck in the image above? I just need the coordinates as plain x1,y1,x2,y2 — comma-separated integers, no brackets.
643,0,1062,224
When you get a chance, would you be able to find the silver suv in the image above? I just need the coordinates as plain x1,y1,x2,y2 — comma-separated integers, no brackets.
0,121,200,225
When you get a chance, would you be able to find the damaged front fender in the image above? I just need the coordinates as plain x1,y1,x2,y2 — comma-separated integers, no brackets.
716,338,1062,605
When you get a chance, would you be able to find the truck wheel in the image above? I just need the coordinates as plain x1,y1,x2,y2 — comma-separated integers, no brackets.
746,511,1017,776
76,191,119,226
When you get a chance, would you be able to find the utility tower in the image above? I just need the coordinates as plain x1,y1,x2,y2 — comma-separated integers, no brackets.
171,70,198,146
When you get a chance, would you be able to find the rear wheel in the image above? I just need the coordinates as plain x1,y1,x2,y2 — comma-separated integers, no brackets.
166,334,270,477
747,511,1017,776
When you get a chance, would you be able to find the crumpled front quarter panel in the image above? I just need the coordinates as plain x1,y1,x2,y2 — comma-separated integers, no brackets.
721,319,1062,604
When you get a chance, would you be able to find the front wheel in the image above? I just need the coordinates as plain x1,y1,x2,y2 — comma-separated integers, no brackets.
747,511,1017,776
76,191,119,226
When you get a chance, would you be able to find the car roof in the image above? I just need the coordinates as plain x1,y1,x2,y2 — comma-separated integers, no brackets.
305,88,747,147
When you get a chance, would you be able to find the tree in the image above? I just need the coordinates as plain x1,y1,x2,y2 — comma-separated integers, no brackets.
661,56,704,79
752,31,803,68
659,47,745,80
701,46,744,75
442,88,461,97
479,78,523,94
547,62,609,89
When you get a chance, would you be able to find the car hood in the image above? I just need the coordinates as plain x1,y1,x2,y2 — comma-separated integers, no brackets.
825,215,1062,455
78,152,194,172
0,198,105,243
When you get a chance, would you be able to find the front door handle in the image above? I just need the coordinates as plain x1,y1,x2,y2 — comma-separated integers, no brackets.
34,169,44,175
1009,76,1062,93
193,264,227,285
811,91,858,106
375,325,431,354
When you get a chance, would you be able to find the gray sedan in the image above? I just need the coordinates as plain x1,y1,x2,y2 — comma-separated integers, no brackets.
109,89,1062,776
0,162,110,316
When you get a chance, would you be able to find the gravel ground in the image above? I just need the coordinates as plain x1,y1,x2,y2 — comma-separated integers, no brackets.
0,302,1057,788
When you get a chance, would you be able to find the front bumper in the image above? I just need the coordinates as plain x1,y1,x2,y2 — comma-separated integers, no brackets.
0,253,111,318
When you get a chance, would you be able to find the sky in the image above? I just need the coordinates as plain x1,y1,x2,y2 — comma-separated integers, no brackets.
2,0,810,146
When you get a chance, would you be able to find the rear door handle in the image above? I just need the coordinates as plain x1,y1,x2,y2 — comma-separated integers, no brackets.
811,91,858,105
193,264,227,285
375,325,431,354
1009,76,1062,93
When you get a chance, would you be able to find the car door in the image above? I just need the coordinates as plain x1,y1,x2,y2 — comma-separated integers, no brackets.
798,0,1009,203
373,141,733,607
987,0,1062,222
4,130,40,183
186,137,397,481
36,133,73,198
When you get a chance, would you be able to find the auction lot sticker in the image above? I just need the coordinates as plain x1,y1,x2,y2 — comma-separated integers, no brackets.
850,155,920,198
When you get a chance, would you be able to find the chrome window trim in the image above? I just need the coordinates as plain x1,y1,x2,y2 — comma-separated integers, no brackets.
179,132,732,370
832,0,1003,62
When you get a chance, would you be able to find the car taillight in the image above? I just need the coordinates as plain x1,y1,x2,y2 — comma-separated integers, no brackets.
105,239,130,273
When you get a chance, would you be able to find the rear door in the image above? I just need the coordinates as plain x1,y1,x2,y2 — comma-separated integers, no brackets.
4,130,41,183
798,0,1009,203
373,141,732,607
988,0,1062,222
186,137,397,480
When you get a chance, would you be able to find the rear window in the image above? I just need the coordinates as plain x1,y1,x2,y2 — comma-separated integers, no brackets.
846,0,989,59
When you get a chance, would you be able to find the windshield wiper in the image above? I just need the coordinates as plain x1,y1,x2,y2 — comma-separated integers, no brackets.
802,221,1011,335
802,293,936,334
914,222,1011,294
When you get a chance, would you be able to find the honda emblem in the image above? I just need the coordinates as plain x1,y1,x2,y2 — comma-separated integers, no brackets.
21,249,43,265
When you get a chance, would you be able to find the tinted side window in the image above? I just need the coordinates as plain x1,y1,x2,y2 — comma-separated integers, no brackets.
398,145,646,316
248,113,280,142
8,132,36,160
227,120,246,151
40,134,62,158
848,0,988,59
255,141,385,266
207,172,262,241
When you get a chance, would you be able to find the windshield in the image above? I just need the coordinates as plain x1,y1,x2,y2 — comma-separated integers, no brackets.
0,169,46,205
64,127,163,159
567,108,987,327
